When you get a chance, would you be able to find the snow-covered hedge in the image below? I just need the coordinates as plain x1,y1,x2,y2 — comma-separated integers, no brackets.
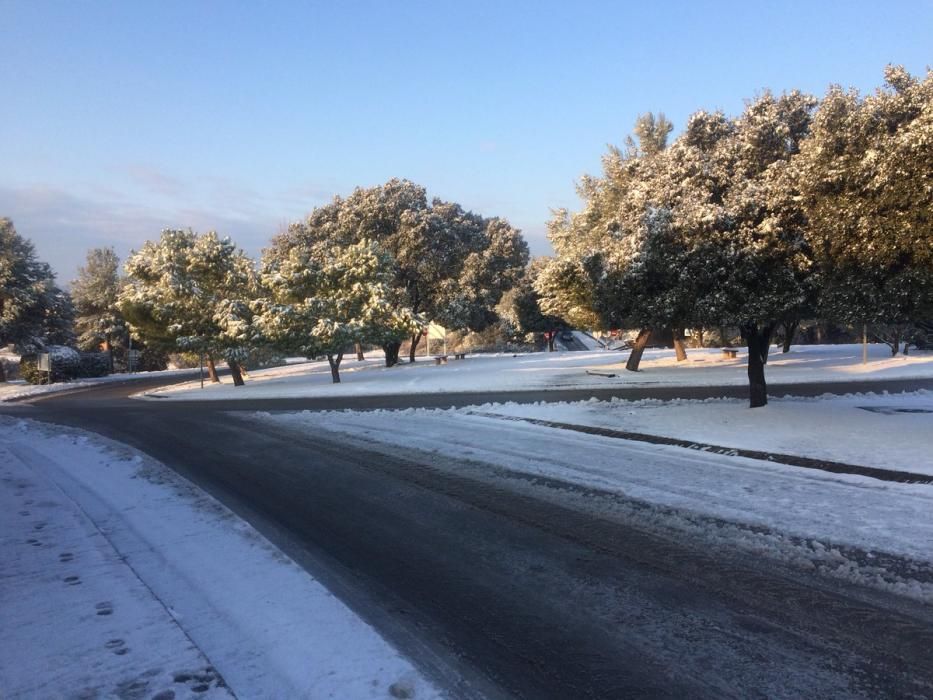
19,346,110,384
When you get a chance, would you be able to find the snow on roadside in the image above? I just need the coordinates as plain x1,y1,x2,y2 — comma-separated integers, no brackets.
0,417,442,700
138,344,933,402
0,368,193,403
253,400,933,601
1,433,233,699
475,390,933,476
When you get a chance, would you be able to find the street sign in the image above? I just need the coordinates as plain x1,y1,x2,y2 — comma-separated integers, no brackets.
37,353,51,372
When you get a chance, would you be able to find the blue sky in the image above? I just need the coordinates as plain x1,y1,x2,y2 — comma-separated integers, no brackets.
3,1,931,284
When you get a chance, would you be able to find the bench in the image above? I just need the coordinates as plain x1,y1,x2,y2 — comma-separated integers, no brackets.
721,348,738,359
434,355,448,365
453,352,466,360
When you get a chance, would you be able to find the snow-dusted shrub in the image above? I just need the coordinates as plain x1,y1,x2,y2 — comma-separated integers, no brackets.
19,345,82,384
78,352,111,378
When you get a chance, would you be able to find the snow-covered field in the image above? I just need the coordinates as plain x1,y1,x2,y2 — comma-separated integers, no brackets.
254,389,933,601
138,344,933,401
0,417,440,700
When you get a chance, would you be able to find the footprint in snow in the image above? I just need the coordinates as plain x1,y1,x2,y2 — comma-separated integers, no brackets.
105,638,130,655
63,575,81,586
95,601,114,616
59,552,74,563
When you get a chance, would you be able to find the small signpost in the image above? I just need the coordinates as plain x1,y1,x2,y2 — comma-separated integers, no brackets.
127,349,141,374
37,352,51,384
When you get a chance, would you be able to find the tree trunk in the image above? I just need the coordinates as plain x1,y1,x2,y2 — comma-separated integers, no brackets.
719,326,731,348
625,328,651,372
673,327,688,361
696,328,705,348
327,352,343,383
106,337,114,372
382,341,401,368
409,332,422,363
228,359,245,387
206,354,220,383
0,361,6,383
781,320,799,354
741,322,774,408
355,342,365,361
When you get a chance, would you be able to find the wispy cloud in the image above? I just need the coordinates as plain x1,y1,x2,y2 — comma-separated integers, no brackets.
123,165,186,198
0,184,302,285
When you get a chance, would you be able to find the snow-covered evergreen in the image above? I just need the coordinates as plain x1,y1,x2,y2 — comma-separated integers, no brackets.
258,238,419,383
120,229,259,385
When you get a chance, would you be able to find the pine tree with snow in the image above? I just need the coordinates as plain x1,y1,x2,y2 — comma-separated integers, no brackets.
797,66,933,355
72,247,126,370
504,258,568,351
0,218,75,380
120,229,259,386
258,238,419,383
276,179,529,366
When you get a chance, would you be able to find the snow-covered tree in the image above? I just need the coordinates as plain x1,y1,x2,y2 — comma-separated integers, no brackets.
0,218,75,380
502,258,567,351
258,238,419,382
72,247,126,370
120,229,259,386
277,179,529,366
798,66,933,355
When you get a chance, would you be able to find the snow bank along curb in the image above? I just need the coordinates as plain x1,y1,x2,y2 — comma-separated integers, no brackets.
463,409,933,484
0,417,442,700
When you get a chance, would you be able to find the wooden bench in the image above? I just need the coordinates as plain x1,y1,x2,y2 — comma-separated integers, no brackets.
434,355,448,365
453,352,466,360
721,348,738,359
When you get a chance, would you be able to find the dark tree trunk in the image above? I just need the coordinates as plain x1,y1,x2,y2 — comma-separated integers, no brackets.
206,354,220,383
355,342,365,361
106,337,115,372
696,327,705,348
741,322,775,408
327,352,343,383
228,359,245,387
781,320,799,354
409,332,422,363
625,328,651,372
673,327,688,361
547,332,555,352
382,341,401,368
719,326,731,348
0,361,6,383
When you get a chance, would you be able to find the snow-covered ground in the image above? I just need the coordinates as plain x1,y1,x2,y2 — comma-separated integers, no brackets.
0,417,441,700
0,368,193,403
254,389,933,601
138,344,933,401
472,389,933,476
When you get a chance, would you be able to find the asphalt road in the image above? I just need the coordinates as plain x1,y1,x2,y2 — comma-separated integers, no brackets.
5,375,933,698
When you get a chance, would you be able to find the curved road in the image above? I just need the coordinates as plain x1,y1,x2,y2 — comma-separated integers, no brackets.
4,375,933,698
